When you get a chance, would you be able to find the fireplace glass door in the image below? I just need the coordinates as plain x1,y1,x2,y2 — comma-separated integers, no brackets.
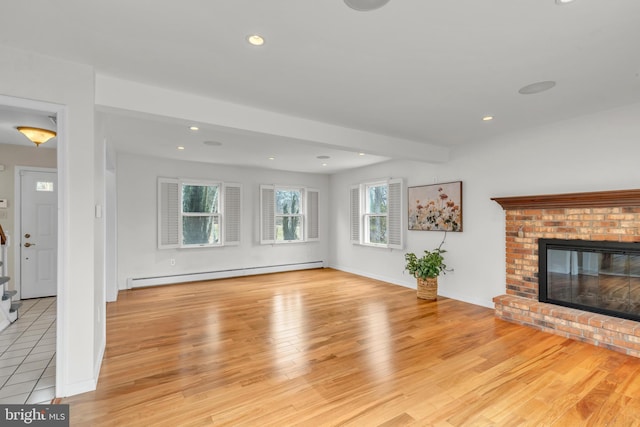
540,239,640,321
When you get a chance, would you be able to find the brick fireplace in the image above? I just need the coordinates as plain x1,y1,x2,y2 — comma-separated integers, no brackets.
492,189,640,357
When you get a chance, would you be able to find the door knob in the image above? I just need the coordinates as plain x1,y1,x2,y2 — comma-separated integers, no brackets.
24,242,35,247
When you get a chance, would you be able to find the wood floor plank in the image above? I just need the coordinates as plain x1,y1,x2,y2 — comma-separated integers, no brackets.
62,269,640,426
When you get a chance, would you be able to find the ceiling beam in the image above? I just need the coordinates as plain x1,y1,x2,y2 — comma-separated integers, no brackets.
95,75,450,164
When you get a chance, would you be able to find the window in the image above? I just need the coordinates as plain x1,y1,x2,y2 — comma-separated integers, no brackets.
276,188,303,242
181,183,220,246
350,178,403,249
36,181,54,192
364,183,387,245
158,178,241,248
261,185,319,244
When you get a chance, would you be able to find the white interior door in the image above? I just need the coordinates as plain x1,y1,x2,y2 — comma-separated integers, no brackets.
20,170,58,299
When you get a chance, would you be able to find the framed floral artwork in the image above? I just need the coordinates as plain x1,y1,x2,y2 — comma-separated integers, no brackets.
408,181,462,231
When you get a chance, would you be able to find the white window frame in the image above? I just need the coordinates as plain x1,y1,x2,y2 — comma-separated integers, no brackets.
180,180,222,248
350,178,403,250
363,181,388,247
261,185,319,244
276,187,304,243
158,178,241,249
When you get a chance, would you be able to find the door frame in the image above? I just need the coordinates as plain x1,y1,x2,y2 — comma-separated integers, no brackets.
0,93,68,397
14,166,58,300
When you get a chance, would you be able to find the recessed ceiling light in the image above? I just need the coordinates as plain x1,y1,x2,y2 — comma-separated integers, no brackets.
317,155,330,160
322,163,328,167
358,152,365,156
518,81,556,95
482,115,494,121
268,156,275,160
177,146,185,150
203,141,223,147
344,0,391,11
189,126,199,131
247,35,265,46
555,0,576,5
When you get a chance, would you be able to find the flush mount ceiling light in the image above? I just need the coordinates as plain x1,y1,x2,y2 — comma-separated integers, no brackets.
247,34,265,46
16,126,57,147
344,0,390,11
518,80,556,95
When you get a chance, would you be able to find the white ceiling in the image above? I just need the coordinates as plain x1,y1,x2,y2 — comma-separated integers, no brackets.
1,0,639,172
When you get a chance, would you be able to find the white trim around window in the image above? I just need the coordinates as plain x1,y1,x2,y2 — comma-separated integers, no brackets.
260,185,319,244
350,178,403,249
158,178,241,249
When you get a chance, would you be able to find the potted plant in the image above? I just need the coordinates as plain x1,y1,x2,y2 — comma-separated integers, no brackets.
404,236,451,300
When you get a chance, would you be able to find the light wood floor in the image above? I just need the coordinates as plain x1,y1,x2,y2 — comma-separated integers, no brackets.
62,269,640,426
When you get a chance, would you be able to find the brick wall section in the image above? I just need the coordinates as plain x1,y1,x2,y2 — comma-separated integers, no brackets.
494,295,640,357
496,205,640,357
505,207,640,299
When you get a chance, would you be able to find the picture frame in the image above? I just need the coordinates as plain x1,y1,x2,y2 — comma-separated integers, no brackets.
408,181,463,232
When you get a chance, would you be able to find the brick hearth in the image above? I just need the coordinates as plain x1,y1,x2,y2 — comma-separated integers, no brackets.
492,190,640,357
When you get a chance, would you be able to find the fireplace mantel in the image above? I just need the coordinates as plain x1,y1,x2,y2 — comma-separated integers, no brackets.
492,189,640,210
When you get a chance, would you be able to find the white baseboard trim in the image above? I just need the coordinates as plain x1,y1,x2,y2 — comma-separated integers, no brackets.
329,263,416,290
127,261,325,289
437,289,493,309
331,263,493,309
94,335,106,385
60,378,97,398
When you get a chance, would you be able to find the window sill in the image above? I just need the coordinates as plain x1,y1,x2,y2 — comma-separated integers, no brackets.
263,240,316,245
353,242,391,249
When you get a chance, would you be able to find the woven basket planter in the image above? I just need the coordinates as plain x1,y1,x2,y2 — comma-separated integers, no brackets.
417,277,438,300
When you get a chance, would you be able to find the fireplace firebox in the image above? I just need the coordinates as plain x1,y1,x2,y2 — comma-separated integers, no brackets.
539,239,640,322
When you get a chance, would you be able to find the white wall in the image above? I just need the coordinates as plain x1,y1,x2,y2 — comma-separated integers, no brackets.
0,45,100,396
93,116,106,374
117,153,329,289
330,102,640,308
105,169,118,301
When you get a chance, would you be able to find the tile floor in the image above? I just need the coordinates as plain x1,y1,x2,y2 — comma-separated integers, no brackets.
0,297,56,404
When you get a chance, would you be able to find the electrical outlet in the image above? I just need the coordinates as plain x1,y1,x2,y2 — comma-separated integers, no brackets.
170,258,176,266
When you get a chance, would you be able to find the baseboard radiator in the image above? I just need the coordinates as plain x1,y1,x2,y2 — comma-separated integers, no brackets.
127,261,324,289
